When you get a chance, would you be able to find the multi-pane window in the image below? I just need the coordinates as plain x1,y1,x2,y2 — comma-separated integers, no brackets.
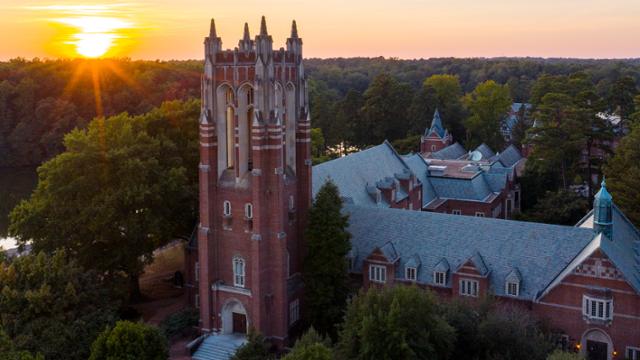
244,203,253,219
233,257,245,288
582,296,612,321
627,347,640,360
223,201,232,216
405,267,417,281
459,279,479,297
369,265,387,283
434,271,447,286
475,212,485,217
506,281,519,296
289,299,300,325
452,210,462,215
195,261,199,282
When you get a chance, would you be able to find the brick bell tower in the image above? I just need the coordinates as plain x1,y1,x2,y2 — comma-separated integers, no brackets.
197,17,311,344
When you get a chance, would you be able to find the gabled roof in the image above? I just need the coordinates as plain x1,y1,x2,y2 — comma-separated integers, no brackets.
506,267,522,283
402,154,437,207
430,142,467,160
313,141,413,207
573,205,640,293
346,205,597,299
495,145,523,168
434,258,450,272
379,241,400,263
474,143,496,159
405,254,421,268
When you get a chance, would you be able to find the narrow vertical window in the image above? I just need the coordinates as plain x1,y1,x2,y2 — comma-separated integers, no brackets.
244,203,253,219
223,201,232,216
194,261,199,282
233,257,245,288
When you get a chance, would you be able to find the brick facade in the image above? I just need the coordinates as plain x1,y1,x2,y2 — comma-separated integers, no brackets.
186,18,311,346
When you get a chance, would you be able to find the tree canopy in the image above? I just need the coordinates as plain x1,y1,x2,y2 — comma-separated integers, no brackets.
0,251,118,360
9,99,199,298
336,286,455,360
303,180,351,339
464,80,512,149
89,321,168,360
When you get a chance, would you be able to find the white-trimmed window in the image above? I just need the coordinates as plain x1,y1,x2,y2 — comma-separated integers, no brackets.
627,347,640,360
195,294,200,308
289,299,300,325
195,261,199,282
369,264,387,283
288,195,295,210
223,201,232,216
405,267,417,281
582,295,612,321
244,203,253,219
434,271,447,286
506,281,519,297
475,212,485,217
431,145,436,151
452,209,461,215
233,256,245,288
459,279,479,297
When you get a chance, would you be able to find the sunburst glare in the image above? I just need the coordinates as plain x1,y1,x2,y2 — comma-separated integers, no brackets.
54,15,132,58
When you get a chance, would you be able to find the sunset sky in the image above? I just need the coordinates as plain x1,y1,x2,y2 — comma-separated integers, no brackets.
1,0,639,60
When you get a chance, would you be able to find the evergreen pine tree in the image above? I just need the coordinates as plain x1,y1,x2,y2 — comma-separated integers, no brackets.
303,180,351,340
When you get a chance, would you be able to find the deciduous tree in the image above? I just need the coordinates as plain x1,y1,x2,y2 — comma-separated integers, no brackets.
89,321,168,360
464,80,512,150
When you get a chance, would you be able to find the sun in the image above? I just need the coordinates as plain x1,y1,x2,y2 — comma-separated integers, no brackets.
55,14,133,58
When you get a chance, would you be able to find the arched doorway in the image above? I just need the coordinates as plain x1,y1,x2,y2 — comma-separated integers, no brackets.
222,299,248,335
581,328,613,360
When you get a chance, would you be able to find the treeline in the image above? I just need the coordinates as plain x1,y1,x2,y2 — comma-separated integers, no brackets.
306,57,640,152
0,58,201,167
2,57,640,167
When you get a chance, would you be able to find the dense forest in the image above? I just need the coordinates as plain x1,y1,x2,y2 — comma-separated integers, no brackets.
1,57,639,167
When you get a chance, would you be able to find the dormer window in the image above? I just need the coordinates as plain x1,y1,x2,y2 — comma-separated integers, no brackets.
405,267,417,281
505,268,522,298
506,281,519,296
434,271,447,286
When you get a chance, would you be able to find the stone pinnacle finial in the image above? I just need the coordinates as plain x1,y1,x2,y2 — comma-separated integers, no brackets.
291,20,298,38
209,18,217,38
243,22,250,41
260,16,268,36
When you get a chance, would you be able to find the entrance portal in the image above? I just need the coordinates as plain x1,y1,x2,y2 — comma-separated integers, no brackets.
232,312,247,334
221,299,248,335
581,329,613,360
586,340,608,360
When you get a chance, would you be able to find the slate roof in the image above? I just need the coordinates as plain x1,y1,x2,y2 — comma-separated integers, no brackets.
345,205,598,300
313,141,412,207
426,109,446,138
575,205,640,292
495,145,524,168
474,143,496,159
430,142,467,160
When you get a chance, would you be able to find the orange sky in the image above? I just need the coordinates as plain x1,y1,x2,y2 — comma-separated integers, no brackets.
1,0,639,60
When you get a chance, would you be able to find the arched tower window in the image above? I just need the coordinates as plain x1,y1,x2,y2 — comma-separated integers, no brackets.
285,83,296,173
233,256,245,288
216,85,235,175
238,84,254,175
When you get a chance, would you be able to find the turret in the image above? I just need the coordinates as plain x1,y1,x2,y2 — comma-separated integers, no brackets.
255,16,273,62
594,178,613,240
205,18,222,57
286,20,303,60
238,22,254,52
420,108,452,154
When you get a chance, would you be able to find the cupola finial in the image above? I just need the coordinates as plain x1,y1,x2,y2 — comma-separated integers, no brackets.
209,18,217,38
243,22,251,41
291,20,298,38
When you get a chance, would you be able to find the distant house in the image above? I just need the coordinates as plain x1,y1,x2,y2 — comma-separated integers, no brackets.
501,102,532,143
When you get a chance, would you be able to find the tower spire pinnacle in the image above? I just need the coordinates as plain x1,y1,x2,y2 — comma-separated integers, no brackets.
209,18,217,38
291,20,298,38
260,16,268,36
243,22,251,41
